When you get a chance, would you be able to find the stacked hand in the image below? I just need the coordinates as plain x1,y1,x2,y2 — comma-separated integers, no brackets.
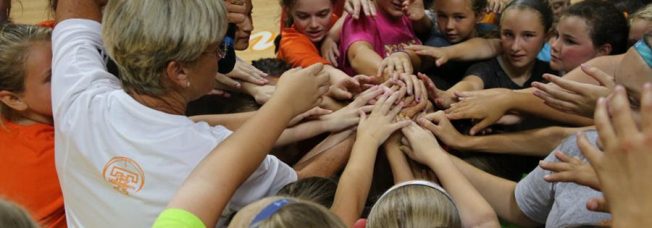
356,86,411,147
445,88,513,135
576,85,652,226
274,64,331,116
344,0,377,20
532,64,614,118
321,86,383,132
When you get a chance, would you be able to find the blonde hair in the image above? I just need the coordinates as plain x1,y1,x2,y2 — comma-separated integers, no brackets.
0,23,51,121
101,0,227,95
246,197,346,228
0,199,38,228
630,4,652,24
367,182,461,228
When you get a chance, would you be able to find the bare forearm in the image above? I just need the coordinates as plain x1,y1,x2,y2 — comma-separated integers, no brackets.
331,138,379,227
328,14,346,41
276,120,329,146
348,42,383,76
450,155,538,227
458,127,582,156
425,152,499,228
295,135,355,178
448,76,485,93
190,111,255,130
384,139,415,183
56,0,103,22
446,38,500,61
510,90,593,126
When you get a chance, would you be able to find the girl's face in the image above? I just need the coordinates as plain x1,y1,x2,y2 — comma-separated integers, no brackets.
376,0,404,18
628,18,652,46
234,0,254,50
21,41,53,122
435,0,478,44
548,0,570,22
291,0,333,43
499,8,547,69
550,16,601,72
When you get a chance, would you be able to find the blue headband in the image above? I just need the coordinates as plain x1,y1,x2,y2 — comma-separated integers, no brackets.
634,39,652,68
249,198,294,227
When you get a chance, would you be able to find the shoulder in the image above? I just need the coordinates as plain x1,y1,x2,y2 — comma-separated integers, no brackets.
467,58,499,73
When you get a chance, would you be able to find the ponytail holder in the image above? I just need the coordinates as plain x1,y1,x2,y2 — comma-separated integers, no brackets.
249,198,295,227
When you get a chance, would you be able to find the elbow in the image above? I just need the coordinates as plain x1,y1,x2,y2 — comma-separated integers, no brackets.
349,53,377,76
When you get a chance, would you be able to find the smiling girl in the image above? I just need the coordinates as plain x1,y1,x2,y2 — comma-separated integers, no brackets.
277,0,339,68
434,0,554,109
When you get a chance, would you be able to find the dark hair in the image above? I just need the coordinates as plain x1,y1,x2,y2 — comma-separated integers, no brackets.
606,0,647,15
562,0,629,54
470,0,488,15
501,0,554,32
276,177,338,208
251,58,291,77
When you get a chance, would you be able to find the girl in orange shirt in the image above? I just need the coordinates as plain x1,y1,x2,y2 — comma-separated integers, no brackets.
0,24,66,228
277,0,369,102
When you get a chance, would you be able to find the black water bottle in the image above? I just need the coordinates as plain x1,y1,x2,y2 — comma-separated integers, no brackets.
218,23,237,74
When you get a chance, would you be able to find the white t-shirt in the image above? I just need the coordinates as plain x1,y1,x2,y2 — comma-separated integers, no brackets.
52,19,297,228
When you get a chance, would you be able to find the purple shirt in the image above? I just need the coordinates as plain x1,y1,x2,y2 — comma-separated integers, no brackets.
338,11,421,75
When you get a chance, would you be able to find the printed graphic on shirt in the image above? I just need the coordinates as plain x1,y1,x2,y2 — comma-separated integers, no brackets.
102,156,145,195
384,40,420,57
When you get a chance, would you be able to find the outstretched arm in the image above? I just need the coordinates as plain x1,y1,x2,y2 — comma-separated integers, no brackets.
348,41,385,76
403,119,499,228
425,113,587,156
331,86,410,226
407,38,500,67
161,64,331,227
449,155,538,227
383,133,415,183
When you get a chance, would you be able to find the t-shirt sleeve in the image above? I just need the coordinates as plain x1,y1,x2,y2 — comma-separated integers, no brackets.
152,208,206,228
277,29,330,68
338,15,377,66
226,155,297,210
51,19,119,120
464,60,494,87
514,132,598,224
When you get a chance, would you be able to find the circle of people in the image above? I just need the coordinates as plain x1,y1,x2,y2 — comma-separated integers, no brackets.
1,0,652,227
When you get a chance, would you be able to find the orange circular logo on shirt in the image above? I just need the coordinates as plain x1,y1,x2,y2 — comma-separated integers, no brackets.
102,156,145,195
